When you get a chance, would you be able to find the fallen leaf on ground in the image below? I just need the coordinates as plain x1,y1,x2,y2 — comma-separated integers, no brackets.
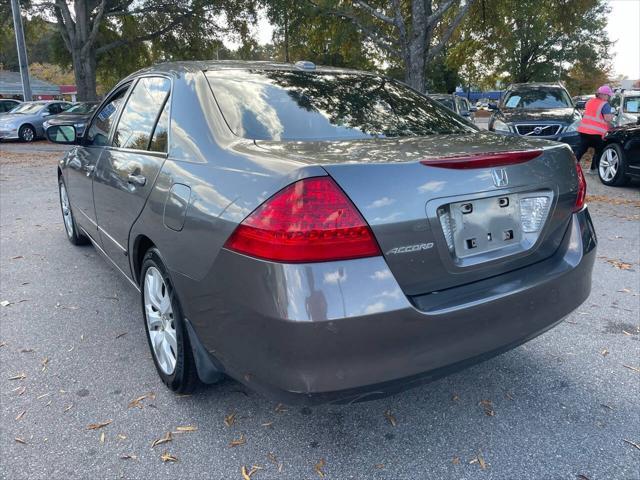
577,475,591,480
241,465,262,479
504,391,514,400
120,454,137,460
623,365,640,373
618,288,632,293
151,432,173,448
36,393,50,400
600,404,613,410
605,259,633,270
14,438,27,445
100,432,105,444
20,348,34,353
469,453,488,469
115,332,127,339
601,349,609,357
230,434,246,447
118,434,127,440
315,458,326,478
15,410,26,421
128,392,156,409
452,456,461,465
15,386,26,396
224,412,236,427
622,330,635,336
274,403,288,413
261,421,273,427
623,439,640,451
175,425,197,432
41,357,49,372
1,300,12,307
64,403,73,412
451,393,459,402
0,341,6,347
87,420,112,430
384,410,397,426
11,255,24,259
160,451,178,463
479,399,496,416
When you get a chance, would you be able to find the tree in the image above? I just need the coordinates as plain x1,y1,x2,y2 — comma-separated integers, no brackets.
310,0,475,92
26,0,256,100
462,0,611,85
264,0,373,69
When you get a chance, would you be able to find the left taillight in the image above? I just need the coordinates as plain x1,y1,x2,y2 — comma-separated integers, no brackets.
574,161,587,212
224,176,381,263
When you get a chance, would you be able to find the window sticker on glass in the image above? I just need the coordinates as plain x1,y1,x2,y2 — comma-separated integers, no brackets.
506,96,521,108
625,100,639,113
98,103,116,122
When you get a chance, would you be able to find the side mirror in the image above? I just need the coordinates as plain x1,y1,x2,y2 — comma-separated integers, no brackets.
488,103,498,110
469,106,478,112
46,125,77,144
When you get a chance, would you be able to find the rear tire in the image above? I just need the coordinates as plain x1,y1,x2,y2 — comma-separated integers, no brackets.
598,144,629,187
18,124,36,142
58,177,89,245
141,248,199,393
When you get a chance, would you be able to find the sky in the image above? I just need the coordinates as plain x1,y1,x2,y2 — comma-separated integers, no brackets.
607,0,640,79
233,2,640,80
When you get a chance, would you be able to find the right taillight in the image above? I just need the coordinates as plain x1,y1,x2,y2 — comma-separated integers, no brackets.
574,162,586,212
224,176,381,263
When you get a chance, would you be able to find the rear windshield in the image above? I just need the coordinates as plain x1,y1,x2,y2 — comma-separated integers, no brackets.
66,103,98,114
206,70,476,141
623,96,640,113
10,103,45,114
503,88,572,109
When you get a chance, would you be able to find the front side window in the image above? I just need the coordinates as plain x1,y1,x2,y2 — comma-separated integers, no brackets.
86,88,129,147
503,88,572,109
207,70,476,141
113,77,171,151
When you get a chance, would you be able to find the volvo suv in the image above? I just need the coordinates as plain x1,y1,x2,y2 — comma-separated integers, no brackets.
488,83,581,153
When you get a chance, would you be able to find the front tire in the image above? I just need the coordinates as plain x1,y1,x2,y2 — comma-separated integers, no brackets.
599,144,629,187
58,177,89,245
18,124,35,142
141,248,199,393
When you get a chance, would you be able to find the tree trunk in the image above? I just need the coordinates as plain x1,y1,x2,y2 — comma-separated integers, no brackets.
404,55,426,92
72,50,98,101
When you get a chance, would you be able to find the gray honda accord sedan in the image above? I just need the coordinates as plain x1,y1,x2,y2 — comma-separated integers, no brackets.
47,61,596,404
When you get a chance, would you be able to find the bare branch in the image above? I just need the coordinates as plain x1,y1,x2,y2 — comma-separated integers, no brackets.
353,1,396,26
427,0,476,61
427,0,456,26
54,0,76,45
52,7,72,52
391,0,406,44
82,0,107,55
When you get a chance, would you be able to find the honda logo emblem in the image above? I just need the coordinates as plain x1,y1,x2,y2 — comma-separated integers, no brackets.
492,168,508,187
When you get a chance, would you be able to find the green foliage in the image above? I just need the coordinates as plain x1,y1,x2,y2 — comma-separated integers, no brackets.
456,0,612,87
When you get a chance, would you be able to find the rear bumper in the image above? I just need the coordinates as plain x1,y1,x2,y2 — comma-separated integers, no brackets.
179,208,596,405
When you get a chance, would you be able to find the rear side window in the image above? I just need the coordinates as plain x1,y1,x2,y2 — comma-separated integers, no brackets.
113,76,170,151
206,70,476,141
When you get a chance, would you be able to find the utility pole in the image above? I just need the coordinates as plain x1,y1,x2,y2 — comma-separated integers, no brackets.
10,0,32,101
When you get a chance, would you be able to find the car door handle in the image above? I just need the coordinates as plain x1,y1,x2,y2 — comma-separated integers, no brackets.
127,174,146,186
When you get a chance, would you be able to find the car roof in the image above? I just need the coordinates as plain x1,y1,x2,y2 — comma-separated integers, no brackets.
127,60,377,80
508,82,566,90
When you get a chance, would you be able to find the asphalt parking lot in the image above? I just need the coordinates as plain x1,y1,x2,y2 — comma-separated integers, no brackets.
1,141,639,480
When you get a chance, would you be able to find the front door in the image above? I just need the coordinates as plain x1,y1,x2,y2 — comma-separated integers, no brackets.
65,88,129,240
93,76,172,280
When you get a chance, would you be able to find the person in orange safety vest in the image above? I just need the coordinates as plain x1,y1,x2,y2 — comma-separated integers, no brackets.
575,85,615,172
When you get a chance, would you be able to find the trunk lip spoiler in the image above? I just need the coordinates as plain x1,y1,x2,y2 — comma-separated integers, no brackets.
420,150,543,169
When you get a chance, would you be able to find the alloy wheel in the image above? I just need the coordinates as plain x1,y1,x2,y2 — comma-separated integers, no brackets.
59,182,74,237
144,266,177,375
599,148,619,182
22,127,34,142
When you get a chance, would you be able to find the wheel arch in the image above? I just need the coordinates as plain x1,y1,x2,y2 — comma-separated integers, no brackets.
132,234,156,286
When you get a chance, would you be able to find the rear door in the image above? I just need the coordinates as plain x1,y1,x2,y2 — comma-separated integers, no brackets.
93,75,171,279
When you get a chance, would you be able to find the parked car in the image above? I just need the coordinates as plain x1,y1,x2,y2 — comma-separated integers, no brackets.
47,61,596,404
597,121,640,186
0,101,72,142
572,94,594,110
0,98,21,114
488,83,582,153
43,101,100,137
610,90,640,127
428,94,476,121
